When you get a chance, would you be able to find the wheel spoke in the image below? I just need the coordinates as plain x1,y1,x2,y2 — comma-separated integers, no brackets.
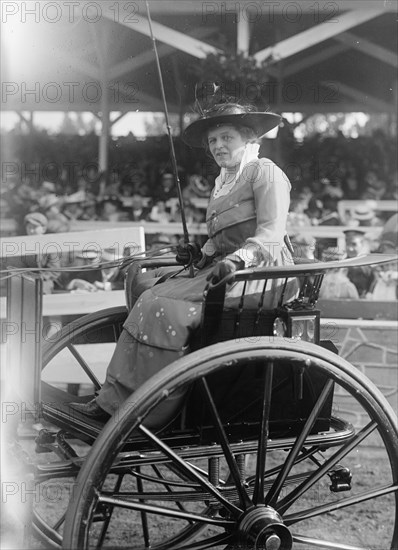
96,474,124,548
67,343,102,390
199,377,252,510
96,493,235,528
277,420,378,514
253,361,273,505
265,378,334,507
284,483,398,525
151,465,193,518
139,424,242,517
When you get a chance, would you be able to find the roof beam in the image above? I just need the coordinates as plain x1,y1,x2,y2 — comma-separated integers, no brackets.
254,9,385,64
321,80,395,112
96,1,398,14
108,27,217,81
99,6,221,59
237,18,250,56
335,31,398,68
281,42,348,77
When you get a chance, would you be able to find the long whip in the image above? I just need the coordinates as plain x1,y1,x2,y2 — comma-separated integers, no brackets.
145,1,190,249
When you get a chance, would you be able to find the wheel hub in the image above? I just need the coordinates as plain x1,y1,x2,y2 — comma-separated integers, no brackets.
238,506,292,550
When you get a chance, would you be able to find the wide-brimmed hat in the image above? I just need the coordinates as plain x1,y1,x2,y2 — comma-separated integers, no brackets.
182,103,282,148
352,204,375,221
24,212,48,228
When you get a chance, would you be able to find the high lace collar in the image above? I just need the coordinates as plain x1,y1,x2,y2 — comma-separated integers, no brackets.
213,143,260,199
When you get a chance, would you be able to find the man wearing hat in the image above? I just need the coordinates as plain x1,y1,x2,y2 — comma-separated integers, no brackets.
39,193,71,232
71,100,297,419
343,228,376,297
1,213,61,294
350,204,381,227
370,213,398,300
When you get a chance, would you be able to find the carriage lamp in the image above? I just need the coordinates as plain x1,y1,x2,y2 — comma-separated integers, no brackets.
273,310,320,344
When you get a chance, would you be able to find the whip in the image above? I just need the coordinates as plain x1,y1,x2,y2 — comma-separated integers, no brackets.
145,1,191,251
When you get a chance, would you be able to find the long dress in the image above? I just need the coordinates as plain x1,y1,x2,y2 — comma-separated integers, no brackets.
96,157,296,415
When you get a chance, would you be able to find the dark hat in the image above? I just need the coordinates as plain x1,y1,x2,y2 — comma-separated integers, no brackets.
343,228,367,237
99,194,122,206
24,212,48,228
182,103,282,148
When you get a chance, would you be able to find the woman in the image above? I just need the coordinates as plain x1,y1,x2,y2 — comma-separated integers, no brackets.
71,103,296,420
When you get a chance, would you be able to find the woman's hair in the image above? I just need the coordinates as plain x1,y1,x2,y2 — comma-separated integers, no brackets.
202,124,258,152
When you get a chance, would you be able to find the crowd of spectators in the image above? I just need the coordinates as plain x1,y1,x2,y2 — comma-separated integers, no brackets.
1,127,396,299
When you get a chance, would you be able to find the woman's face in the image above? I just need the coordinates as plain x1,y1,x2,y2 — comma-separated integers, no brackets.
207,125,247,168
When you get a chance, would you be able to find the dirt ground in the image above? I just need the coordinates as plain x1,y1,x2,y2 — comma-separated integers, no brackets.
1,441,395,550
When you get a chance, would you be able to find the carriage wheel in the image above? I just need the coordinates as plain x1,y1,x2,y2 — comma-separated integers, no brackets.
29,307,127,548
63,337,398,550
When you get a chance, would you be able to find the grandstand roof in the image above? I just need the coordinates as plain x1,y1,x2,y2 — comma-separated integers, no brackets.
1,0,397,116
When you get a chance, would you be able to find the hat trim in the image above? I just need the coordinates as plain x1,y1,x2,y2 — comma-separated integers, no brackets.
183,112,281,147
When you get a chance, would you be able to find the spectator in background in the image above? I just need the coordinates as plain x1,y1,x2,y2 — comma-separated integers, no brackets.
317,194,341,226
132,169,150,196
369,213,398,300
13,183,39,233
287,195,311,227
95,247,127,291
97,195,126,222
350,204,382,227
320,177,344,201
21,213,61,294
148,200,171,224
130,194,151,222
62,248,103,292
343,229,376,298
361,170,387,200
38,180,57,198
290,234,316,261
305,197,324,226
343,164,359,199
79,196,99,221
182,174,212,203
318,248,359,300
38,194,71,233
62,191,86,222
154,173,177,203
147,233,177,253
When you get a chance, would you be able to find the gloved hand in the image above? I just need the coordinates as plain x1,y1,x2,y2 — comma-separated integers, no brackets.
206,259,240,284
175,241,203,266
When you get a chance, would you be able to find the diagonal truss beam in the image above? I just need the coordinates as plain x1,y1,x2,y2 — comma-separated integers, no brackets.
321,80,394,112
98,5,221,59
109,27,217,81
254,9,385,64
281,43,348,77
335,31,398,67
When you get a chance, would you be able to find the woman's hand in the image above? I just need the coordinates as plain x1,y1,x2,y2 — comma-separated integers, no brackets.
67,279,97,292
175,241,202,266
206,259,240,284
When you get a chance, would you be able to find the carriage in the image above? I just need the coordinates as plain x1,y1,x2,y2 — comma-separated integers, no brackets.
4,251,398,550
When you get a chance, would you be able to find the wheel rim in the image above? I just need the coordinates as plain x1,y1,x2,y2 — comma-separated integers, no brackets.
63,338,398,549
24,308,127,548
